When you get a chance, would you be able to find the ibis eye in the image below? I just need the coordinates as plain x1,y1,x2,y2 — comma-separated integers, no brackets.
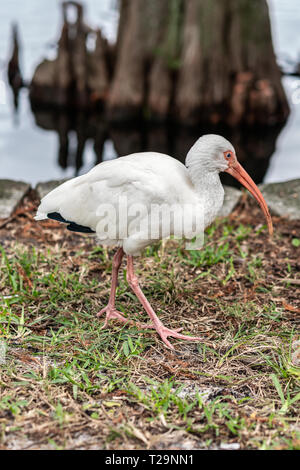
226,152,231,159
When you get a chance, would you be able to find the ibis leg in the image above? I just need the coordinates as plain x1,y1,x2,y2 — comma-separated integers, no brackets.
97,248,128,327
126,255,201,349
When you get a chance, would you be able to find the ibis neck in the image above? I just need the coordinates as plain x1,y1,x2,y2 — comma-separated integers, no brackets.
186,161,221,192
186,164,224,226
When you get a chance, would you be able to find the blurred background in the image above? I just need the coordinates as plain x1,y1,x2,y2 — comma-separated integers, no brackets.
0,0,299,187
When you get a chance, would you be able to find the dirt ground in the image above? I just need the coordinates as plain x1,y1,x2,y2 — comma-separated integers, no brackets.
0,191,299,450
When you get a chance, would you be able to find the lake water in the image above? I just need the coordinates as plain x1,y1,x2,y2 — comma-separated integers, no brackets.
0,0,299,186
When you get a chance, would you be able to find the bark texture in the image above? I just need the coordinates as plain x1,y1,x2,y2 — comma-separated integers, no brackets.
30,1,109,108
29,0,289,126
107,0,171,120
109,0,289,125
175,0,289,125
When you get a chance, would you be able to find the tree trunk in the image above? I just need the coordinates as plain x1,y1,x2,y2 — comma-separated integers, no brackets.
29,0,289,126
7,24,23,89
109,0,289,126
87,30,110,103
147,0,183,119
30,1,110,109
7,23,23,109
176,0,289,125
107,0,171,120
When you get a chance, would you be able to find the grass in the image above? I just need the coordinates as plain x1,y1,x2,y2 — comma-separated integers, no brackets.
0,194,299,450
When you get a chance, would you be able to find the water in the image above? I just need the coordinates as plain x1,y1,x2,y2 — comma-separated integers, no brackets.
265,0,300,182
0,0,299,186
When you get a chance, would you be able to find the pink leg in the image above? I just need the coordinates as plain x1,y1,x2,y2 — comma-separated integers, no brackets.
126,256,201,349
97,248,128,328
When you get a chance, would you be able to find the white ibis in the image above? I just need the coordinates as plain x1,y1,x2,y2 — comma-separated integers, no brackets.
35,134,273,349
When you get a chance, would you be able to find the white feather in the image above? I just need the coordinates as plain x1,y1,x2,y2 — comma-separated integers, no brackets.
36,136,231,255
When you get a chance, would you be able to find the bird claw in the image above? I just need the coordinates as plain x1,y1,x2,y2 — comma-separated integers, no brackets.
97,305,128,329
155,325,201,350
97,306,195,349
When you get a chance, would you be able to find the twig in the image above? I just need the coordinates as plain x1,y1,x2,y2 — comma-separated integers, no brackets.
279,278,300,286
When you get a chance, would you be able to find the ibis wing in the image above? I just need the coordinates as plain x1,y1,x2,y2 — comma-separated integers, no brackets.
35,153,191,237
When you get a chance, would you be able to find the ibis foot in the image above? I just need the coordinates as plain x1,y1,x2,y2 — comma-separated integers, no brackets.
97,306,128,329
155,325,201,350
97,307,159,330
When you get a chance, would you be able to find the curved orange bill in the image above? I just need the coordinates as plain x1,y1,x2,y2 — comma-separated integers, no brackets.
225,162,273,236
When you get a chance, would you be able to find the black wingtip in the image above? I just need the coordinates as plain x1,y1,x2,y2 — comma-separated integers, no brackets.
47,212,69,223
67,223,96,234
47,211,95,234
